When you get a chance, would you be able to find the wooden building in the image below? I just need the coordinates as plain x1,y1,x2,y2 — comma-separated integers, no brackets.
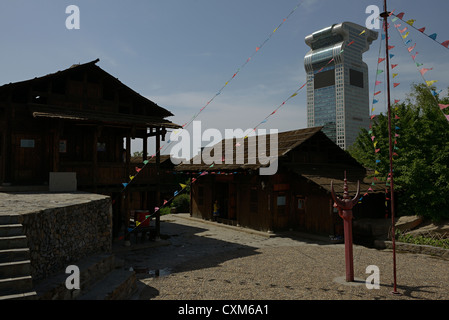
176,127,386,236
0,59,180,237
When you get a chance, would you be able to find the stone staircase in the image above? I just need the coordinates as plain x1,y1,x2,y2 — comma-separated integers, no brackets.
0,214,137,300
34,253,137,300
0,214,37,300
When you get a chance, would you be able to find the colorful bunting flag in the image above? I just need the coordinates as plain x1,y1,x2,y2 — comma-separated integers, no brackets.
394,83,400,88
429,33,437,40
439,104,449,110
407,44,416,52
442,40,449,48
406,19,415,26
418,27,426,33
426,80,438,87
419,68,433,76
396,12,405,20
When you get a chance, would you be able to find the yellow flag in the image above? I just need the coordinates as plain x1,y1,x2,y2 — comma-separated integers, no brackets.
180,183,187,189
393,73,398,78
426,80,438,87
406,19,415,26
359,30,366,35
402,32,409,39
129,175,134,180
375,170,380,175
136,221,140,226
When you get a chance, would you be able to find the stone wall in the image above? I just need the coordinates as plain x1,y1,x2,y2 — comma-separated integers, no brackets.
20,194,112,281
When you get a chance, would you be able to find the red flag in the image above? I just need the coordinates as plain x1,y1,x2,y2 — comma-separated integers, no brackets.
407,43,416,52
396,12,405,20
439,104,449,110
391,64,398,69
394,83,400,88
442,40,449,48
378,58,386,63
418,27,426,33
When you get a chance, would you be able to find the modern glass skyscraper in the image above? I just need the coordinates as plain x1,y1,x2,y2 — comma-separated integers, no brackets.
304,22,378,149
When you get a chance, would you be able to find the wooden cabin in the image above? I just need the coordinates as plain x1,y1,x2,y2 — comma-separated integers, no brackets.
0,59,180,237
176,127,386,236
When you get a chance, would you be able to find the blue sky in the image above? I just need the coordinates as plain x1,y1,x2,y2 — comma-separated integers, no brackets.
1,0,448,154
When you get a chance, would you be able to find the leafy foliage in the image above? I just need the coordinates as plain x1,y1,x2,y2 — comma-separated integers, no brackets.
349,84,449,221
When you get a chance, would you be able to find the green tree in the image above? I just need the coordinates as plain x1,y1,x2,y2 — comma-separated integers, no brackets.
348,84,449,221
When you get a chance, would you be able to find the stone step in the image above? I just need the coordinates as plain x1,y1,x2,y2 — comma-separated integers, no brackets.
0,224,23,237
0,275,34,297
0,291,37,300
77,269,137,300
34,253,117,300
0,260,31,278
0,215,21,225
0,235,28,250
0,248,30,263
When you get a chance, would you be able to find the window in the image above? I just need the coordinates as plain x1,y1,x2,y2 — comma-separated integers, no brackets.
349,69,364,88
277,194,287,215
297,198,305,210
314,69,335,89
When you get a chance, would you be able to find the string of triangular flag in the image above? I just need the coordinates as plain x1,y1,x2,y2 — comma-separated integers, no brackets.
125,18,382,231
120,0,306,193
393,15,449,123
391,12,449,50
360,18,401,209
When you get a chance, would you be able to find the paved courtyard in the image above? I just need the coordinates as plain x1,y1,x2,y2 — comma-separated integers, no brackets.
115,213,449,301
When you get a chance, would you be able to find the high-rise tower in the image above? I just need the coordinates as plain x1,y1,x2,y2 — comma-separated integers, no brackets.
304,22,378,149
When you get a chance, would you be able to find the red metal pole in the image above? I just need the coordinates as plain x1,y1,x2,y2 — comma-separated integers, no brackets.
342,210,354,282
381,0,400,295
331,172,359,282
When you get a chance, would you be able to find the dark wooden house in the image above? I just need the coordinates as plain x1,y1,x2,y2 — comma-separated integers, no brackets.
176,127,386,236
0,59,180,237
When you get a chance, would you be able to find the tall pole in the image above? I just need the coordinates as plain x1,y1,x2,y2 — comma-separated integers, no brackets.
380,0,400,295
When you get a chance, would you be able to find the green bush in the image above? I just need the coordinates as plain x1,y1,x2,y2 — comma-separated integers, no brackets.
172,193,190,213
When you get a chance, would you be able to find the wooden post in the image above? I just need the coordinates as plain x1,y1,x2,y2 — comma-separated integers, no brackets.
155,128,161,239
124,133,131,242
142,133,148,210
92,126,99,191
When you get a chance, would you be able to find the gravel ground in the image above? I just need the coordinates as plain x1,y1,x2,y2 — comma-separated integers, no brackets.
115,214,449,301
